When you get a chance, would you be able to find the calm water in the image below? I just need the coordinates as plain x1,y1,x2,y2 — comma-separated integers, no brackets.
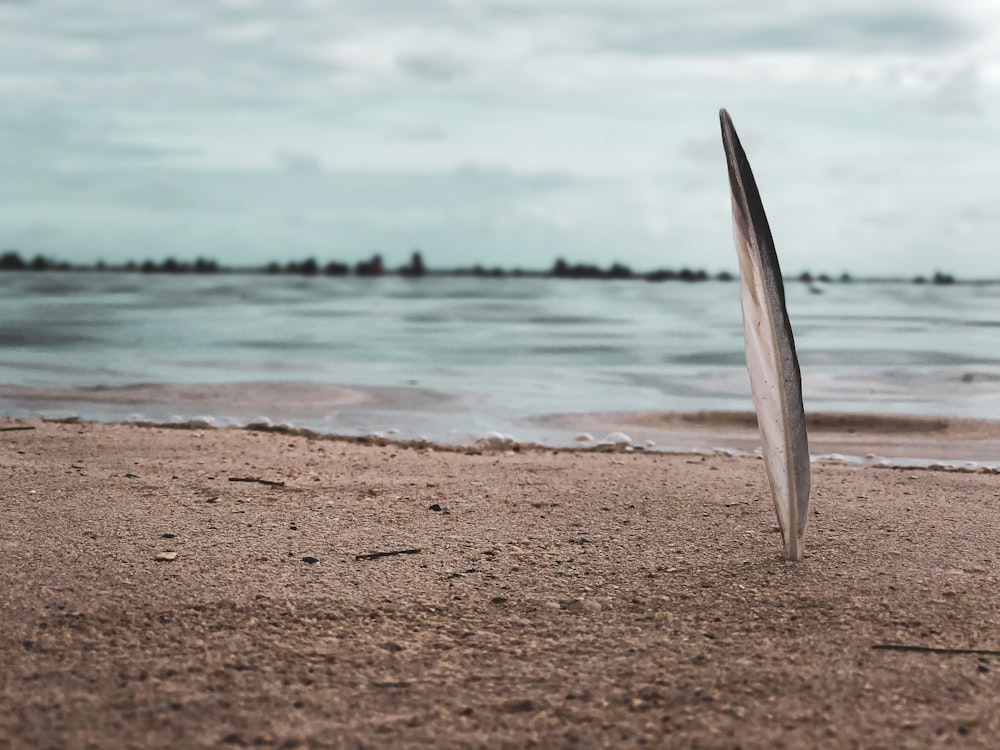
2,272,1000,445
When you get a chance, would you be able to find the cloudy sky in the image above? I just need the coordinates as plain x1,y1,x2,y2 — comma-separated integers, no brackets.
1,0,998,276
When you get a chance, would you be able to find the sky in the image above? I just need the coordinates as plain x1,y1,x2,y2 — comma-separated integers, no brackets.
1,0,999,276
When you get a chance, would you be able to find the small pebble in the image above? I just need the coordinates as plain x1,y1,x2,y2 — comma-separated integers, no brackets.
428,503,442,512
154,551,177,562
302,556,319,564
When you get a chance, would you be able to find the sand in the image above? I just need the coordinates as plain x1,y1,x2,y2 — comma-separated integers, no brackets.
2,418,999,749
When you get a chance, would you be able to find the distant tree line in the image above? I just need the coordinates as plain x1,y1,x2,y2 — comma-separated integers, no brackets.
0,249,967,284
0,252,71,271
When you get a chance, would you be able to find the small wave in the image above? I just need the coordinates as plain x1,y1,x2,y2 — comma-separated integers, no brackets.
0,328,102,348
525,315,623,326
528,344,630,356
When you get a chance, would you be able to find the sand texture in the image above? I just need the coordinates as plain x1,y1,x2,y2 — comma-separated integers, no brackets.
2,419,1000,749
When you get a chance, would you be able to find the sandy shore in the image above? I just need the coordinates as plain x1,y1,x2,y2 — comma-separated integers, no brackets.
2,418,999,749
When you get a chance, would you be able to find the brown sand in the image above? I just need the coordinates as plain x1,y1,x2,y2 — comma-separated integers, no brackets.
2,418,999,749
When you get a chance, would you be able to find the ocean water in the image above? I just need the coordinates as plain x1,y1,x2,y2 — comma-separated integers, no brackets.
2,272,1000,449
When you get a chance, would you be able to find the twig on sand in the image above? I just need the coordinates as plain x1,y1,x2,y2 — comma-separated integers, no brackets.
0,426,36,432
355,548,422,561
228,477,286,487
873,643,1000,656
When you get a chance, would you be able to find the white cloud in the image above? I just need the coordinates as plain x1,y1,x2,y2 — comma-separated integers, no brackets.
924,62,986,114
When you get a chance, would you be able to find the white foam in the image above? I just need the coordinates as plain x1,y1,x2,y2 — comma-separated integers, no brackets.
600,432,632,447
476,431,518,450
712,446,747,457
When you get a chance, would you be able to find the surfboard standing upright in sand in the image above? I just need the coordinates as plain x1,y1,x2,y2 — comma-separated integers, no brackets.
719,108,811,561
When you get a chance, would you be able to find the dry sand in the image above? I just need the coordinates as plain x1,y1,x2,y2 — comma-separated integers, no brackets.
2,418,999,749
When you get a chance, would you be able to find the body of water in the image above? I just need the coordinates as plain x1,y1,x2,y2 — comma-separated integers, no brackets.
3,272,1000,449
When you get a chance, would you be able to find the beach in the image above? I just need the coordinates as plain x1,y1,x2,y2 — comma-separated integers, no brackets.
2,418,999,749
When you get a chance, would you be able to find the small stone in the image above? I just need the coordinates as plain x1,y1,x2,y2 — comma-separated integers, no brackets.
301,556,319,564
154,551,178,562
161,533,176,539
428,503,442,512
491,596,508,605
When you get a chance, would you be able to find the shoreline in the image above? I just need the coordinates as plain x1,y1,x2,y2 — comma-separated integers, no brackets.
3,418,999,748
5,407,1000,469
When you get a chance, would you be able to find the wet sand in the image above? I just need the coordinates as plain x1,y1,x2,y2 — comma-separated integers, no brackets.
2,418,999,749
541,409,1000,462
